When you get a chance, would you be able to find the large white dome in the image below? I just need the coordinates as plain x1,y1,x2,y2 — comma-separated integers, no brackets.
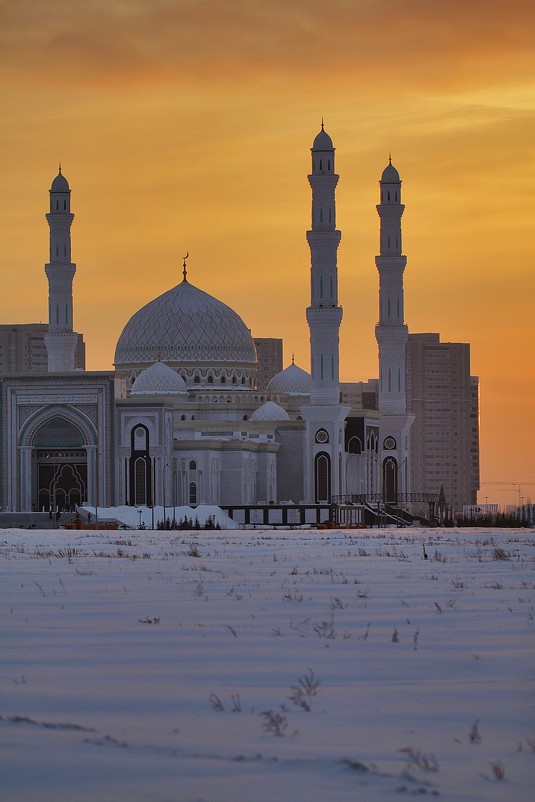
115,279,257,387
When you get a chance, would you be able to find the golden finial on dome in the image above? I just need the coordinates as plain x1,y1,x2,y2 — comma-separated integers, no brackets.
182,251,189,282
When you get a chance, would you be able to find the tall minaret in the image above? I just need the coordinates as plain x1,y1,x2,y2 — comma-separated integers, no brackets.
44,168,78,372
374,159,413,501
375,158,408,413
306,123,343,404
301,125,349,503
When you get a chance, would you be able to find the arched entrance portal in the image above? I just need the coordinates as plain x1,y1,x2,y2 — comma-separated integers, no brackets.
33,417,88,512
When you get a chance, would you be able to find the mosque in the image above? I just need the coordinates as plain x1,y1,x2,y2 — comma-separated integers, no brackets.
0,126,418,523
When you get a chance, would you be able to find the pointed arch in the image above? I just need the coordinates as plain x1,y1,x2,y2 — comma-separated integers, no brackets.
314,451,331,503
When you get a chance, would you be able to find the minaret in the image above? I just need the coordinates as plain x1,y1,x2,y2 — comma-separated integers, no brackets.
44,168,78,372
306,123,343,403
301,125,349,503
375,158,408,413
374,159,414,502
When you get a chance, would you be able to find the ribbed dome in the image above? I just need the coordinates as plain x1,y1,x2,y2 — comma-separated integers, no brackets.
381,162,400,183
131,361,187,395
312,127,334,151
267,363,311,395
114,280,257,384
249,401,290,422
51,171,70,192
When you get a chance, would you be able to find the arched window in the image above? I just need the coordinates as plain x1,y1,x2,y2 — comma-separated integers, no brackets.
207,375,213,384
383,457,398,504
221,375,226,384
314,451,331,503
348,436,362,455
189,482,197,505
189,460,197,471
129,424,151,506
194,375,200,384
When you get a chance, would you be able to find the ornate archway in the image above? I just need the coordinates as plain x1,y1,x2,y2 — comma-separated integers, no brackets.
32,416,88,512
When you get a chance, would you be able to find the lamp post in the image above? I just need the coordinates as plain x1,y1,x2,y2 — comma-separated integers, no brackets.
95,449,99,530
138,508,142,529
52,463,59,529
396,458,408,527
163,462,169,527
151,456,161,530
372,456,383,528
172,459,177,528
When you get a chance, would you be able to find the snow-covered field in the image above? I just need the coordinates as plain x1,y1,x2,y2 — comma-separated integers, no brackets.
1,526,533,801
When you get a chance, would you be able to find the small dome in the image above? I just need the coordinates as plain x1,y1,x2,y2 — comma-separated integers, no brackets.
51,171,70,192
312,127,334,151
381,162,400,183
131,361,187,395
249,401,290,422
267,362,311,395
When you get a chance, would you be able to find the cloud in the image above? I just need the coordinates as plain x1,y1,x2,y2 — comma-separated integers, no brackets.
1,0,534,93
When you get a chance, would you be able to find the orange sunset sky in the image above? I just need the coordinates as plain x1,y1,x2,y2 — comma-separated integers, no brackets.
0,0,534,506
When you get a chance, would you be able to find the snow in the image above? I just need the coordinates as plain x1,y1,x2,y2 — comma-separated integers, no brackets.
80,504,236,529
1,526,533,801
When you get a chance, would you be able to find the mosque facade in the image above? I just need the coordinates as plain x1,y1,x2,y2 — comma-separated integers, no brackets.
0,127,424,518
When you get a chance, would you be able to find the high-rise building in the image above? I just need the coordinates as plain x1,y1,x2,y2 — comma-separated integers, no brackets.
0,324,85,374
253,337,283,390
406,333,479,511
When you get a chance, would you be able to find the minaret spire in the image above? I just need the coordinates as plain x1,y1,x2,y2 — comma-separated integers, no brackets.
44,168,77,372
305,124,342,404
375,159,407,413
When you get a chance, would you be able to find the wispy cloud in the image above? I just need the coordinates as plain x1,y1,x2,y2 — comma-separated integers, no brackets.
2,0,533,92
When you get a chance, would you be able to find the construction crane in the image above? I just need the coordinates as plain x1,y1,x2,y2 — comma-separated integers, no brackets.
480,481,535,506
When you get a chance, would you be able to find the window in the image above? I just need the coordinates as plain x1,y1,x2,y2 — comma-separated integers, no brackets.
189,482,197,505
315,452,331,503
